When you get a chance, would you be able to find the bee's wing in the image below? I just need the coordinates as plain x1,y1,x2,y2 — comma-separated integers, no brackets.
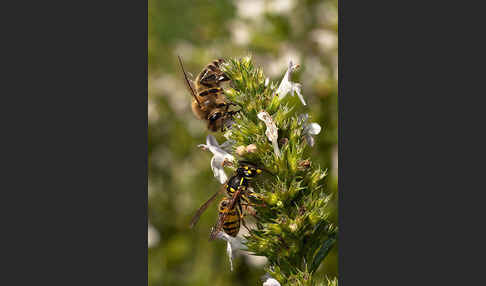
189,187,224,229
177,55,201,107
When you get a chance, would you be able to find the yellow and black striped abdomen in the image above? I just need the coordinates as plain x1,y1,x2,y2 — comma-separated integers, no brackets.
222,208,240,237
218,197,241,237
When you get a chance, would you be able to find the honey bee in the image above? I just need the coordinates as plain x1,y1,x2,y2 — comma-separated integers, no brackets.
178,56,239,132
189,162,266,239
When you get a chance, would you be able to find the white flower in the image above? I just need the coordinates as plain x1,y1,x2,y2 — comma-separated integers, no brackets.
276,60,306,106
198,135,235,184
299,114,322,147
262,275,281,286
214,231,248,271
147,222,160,248
257,111,280,157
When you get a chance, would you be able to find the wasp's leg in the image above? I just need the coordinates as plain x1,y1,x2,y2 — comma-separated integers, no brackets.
247,192,265,201
237,201,252,233
241,203,257,216
241,217,251,233
241,193,266,208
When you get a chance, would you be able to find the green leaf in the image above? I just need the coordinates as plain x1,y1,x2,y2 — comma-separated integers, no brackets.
311,235,337,273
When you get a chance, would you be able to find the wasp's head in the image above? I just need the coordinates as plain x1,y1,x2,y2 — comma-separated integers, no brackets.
237,162,263,178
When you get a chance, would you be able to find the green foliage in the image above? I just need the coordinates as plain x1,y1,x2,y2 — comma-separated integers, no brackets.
222,58,337,285
148,0,338,285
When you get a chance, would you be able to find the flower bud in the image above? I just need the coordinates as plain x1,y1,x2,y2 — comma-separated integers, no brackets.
267,193,278,206
246,144,257,153
289,222,298,232
259,241,269,251
308,213,320,226
269,224,282,235
235,145,247,156
298,159,311,170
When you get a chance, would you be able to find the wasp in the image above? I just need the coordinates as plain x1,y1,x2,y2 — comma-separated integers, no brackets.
178,56,239,132
189,162,266,239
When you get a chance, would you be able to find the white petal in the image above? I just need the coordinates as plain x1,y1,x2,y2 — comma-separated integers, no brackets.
257,111,280,157
206,134,219,147
200,135,235,184
204,139,234,164
214,231,248,271
147,223,160,248
263,277,281,286
276,79,292,100
307,123,321,135
211,156,228,184
306,134,315,147
293,83,306,106
226,242,234,271
197,144,209,151
220,140,235,152
215,231,248,251
275,60,305,106
257,111,278,142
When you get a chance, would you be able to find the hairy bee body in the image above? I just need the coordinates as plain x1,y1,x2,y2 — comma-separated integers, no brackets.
178,56,238,132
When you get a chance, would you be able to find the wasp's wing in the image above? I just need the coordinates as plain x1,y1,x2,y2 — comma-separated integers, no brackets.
228,185,245,210
177,55,201,107
209,186,244,241
189,187,224,229
209,208,228,241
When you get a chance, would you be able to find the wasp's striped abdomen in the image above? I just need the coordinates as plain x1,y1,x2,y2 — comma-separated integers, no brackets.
222,210,240,237
218,197,241,237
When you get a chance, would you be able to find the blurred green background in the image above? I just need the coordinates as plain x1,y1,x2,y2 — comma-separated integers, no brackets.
148,0,338,285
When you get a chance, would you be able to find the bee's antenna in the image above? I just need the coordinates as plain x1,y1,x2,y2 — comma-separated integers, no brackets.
178,55,201,108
